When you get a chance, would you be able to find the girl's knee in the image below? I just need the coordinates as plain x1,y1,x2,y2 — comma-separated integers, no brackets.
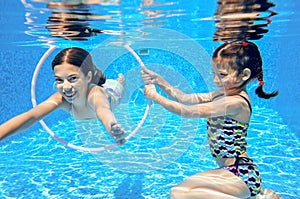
170,186,189,199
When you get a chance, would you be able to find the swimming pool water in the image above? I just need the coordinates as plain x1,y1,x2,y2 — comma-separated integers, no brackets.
0,0,299,198
1,103,299,198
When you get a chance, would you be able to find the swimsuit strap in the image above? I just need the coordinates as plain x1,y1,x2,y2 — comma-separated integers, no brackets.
211,93,225,101
219,156,254,170
237,94,252,114
234,156,253,167
231,156,254,175
69,103,73,113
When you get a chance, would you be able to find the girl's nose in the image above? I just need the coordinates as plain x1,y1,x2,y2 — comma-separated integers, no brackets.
213,74,220,84
62,81,72,91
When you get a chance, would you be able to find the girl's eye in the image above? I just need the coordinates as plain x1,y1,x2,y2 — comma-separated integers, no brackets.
55,78,63,84
219,73,227,77
68,75,79,83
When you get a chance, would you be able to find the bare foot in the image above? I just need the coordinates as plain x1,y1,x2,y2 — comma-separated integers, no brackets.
254,188,284,199
116,73,126,87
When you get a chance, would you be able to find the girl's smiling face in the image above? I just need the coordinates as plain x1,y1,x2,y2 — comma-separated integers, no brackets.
54,62,91,103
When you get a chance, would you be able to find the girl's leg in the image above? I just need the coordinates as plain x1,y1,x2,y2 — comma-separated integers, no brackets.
104,74,125,109
170,169,251,199
114,73,125,104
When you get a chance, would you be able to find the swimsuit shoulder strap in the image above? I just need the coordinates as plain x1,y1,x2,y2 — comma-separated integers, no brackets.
237,94,252,114
211,93,224,101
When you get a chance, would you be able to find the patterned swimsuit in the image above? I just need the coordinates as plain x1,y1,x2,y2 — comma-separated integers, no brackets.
207,95,262,196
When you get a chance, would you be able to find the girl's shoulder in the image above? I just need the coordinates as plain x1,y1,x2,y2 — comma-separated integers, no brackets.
88,85,108,97
224,92,252,123
87,85,110,106
229,92,252,109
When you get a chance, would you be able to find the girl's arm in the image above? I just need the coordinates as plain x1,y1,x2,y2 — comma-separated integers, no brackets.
141,68,214,104
88,87,126,144
0,92,64,141
144,85,244,119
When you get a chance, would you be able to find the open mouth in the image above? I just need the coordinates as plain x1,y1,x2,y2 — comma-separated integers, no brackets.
64,91,76,101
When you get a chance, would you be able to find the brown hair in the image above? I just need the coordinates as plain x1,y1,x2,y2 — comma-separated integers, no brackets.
52,47,106,86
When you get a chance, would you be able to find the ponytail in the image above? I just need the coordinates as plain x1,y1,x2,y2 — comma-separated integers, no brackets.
255,68,278,99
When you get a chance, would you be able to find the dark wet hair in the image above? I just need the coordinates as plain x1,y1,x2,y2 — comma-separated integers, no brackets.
52,47,106,86
212,40,278,99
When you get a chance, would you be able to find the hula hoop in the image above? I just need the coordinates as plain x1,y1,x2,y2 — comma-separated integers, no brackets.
31,45,151,152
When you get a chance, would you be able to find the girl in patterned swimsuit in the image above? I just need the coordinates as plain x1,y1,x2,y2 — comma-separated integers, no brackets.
142,41,281,198
0,47,126,144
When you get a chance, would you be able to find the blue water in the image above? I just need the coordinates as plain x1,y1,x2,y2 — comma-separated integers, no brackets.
0,0,299,199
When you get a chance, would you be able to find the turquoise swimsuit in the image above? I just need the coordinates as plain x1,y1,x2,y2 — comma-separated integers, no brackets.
207,94,262,196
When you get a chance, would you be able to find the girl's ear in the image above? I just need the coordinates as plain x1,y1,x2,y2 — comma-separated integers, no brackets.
87,71,93,83
242,68,251,81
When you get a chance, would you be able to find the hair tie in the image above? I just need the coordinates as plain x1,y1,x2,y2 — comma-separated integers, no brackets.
259,81,264,86
270,11,277,17
242,41,248,47
224,41,229,45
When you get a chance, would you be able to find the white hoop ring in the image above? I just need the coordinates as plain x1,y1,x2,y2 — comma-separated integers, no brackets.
31,45,151,152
